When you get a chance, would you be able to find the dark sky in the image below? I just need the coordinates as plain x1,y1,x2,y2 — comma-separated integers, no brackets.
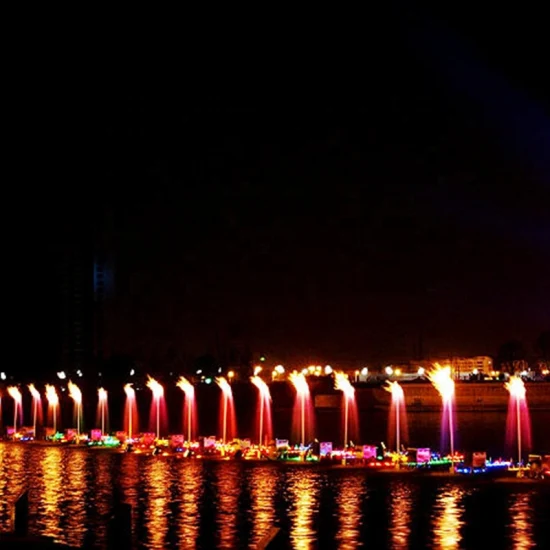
11,10,549,371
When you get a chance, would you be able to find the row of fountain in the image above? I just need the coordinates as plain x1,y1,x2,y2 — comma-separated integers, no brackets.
0,366,532,463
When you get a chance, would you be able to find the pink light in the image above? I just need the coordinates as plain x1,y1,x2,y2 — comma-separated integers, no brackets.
384,381,408,453
28,384,43,437
176,376,196,442
505,376,531,465
7,386,22,435
428,364,456,461
124,383,138,439
146,376,165,439
251,375,272,446
216,377,236,443
289,372,313,447
45,384,59,433
68,381,82,437
97,387,108,434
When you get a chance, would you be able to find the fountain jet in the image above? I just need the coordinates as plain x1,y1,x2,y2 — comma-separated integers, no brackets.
505,376,532,468
289,372,313,447
68,381,82,438
428,364,456,468
176,376,196,442
216,376,236,444
146,376,165,440
124,383,138,440
7,387,22,437
384,381,408,454
28,384,42,438
45,385,59,434
97,388,108,435
251,375,272,446
334,372,357,453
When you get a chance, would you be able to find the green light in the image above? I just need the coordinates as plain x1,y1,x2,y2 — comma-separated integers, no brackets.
260,356,266,362
205,377,212,384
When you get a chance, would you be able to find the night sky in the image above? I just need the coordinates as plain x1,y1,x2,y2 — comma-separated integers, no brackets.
11,10,549,373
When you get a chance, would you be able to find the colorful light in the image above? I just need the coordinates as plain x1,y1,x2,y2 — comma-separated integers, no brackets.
45,384,59,433
176,376,195,442
147,376,164,439
8,386,22,435
505,376,530,467
216,377,233,443
68,381,82,437
334,373,355,455
124,383,136,439
28,384,41,438
98,388,108,435
428,364,456,468
385,381,405,453
289,372,310,446
251,375,272,446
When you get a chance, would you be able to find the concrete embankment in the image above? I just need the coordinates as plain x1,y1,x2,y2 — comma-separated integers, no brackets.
313,382,550,412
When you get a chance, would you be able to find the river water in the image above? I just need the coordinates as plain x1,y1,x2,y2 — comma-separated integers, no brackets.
0,443,549,549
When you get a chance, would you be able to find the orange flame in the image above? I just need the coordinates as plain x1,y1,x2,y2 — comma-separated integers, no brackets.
146,376,164,399
68,381,82,405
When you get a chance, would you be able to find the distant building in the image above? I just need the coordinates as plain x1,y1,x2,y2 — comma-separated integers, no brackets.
410,356,493,379
58,205,114,374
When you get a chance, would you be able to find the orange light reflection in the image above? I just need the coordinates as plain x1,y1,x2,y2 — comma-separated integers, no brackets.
336,474,365,549
287,471,320,549
432,486,464,549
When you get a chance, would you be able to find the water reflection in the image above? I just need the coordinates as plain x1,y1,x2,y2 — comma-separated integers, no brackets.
176,462,202,548
0,444,25,531
432,485,464,549
215,462,241,548
142,458,170,549
336,474,365,549
508,492,535,549
388,482,413,549
286,470,320,550
249,465,277,547
62,450,89,548
35,447,63,541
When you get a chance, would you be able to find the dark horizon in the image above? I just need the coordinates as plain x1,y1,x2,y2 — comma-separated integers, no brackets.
8,10,549,376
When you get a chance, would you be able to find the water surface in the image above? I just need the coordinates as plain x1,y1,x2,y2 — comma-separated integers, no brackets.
0,443,549,549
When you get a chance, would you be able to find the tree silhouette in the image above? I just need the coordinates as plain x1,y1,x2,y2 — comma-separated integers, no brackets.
496,340,527,373
534,331,550,360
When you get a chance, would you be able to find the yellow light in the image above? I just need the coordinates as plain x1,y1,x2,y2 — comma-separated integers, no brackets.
385,366,393,376
289,372,309,396
417,367,425,376
124,383,135,399
361,367,368,376
8,386,22,403
216,376,232,396
395,368,402,376
176,376,194,397
324,365,333,375
98,387,108,402
45,384,59,406
28,383,41,401
228,370,235,379
68,381,82,405
384,380,404,399
301,368,308,376
251,375,270,398
334,372,354,399
504,376,526,399
428,364,455,401
146,376,164,399
275,365,285,374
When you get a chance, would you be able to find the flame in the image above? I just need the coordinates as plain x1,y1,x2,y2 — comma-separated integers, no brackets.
7,386,22,404
124,383,135,399
428,364,455,401
216,376,232,396
45,385,59,406
146,376,164,399
289,372,309,395
176,376,195,397
251,375,271,399
384,380,404,399
334,372,355,399
98,387,108,402
68,381,82,405
505,376,526,399
28,383,41,401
